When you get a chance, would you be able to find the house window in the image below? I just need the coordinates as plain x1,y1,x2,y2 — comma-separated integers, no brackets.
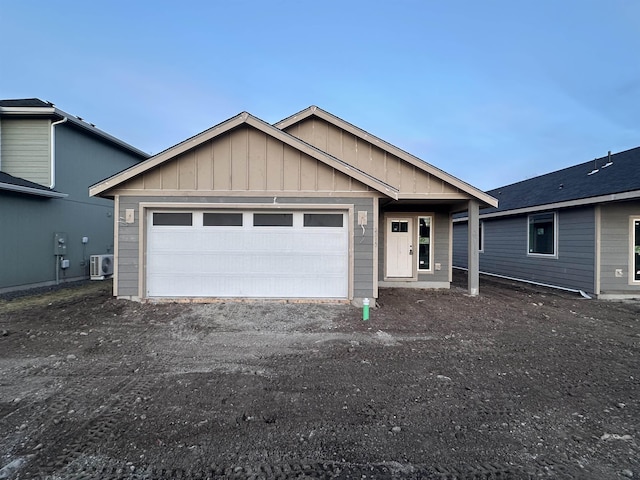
152,212,192,226
528,212,556,255
634,219,640,282
253,213,293,227
479,221,484,253
418,216,432,271
203,212,243,226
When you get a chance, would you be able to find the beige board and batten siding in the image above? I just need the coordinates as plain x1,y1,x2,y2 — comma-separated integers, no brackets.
112,126,375,196
0,118,51,186
282,116,467,199
115,196,376,299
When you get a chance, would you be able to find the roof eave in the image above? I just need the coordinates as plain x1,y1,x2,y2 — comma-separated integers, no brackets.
0,104,149,159
455,189,640,221
0,182,68,198
92,112,401,200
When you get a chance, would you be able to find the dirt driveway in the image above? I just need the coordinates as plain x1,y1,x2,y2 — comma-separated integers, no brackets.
1,273,638,479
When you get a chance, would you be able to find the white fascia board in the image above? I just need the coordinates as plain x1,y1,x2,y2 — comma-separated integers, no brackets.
454,189,640,221
90,113,249,197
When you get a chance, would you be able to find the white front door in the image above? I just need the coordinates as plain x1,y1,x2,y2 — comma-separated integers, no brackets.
386,218,413,278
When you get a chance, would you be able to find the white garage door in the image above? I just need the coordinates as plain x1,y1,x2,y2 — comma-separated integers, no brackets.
146,210,349,298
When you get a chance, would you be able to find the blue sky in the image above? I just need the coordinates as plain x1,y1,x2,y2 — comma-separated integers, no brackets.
1,1,638,190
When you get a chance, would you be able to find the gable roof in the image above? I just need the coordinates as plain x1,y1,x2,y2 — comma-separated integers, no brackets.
90,111,400,199
276,106,498,208
0,98,149,159
480,146,640,217
0,171,68,198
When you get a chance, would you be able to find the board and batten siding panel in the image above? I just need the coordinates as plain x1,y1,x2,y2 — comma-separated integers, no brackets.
0,118,51,186
283,117,462,196
462,207,596,293
600,200,640,293
116,195,376,299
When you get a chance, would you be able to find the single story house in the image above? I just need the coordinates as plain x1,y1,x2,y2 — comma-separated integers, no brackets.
90,106,497,303
453,147,640,299
0,98,149,292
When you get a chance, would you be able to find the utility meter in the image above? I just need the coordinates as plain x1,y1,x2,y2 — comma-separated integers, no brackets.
54,232,68,255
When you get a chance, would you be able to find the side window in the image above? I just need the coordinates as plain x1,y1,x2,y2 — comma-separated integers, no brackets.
528,212,556,255
479,221,484,253
418,216,432,271
634,219,640,282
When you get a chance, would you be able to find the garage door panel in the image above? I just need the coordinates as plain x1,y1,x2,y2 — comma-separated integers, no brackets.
147,210,349,298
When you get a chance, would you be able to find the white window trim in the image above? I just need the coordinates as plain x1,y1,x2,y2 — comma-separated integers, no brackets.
630,217,640,285
479,220,484,253
417,215,434,272
527,212,558,258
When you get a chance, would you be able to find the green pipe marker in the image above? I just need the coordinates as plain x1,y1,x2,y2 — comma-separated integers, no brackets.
363,298,370,321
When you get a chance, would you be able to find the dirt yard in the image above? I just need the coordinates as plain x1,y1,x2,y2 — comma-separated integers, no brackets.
0,273,638,479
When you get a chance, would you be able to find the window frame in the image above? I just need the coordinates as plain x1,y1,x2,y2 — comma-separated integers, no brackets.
631,217,640,284
417,215,433,272
479,220,484,253
527,212,558,257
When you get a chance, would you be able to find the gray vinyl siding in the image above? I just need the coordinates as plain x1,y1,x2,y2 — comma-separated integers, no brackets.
454,207,596,294
599,200,640,294
452,222,468,268
0,118,51,186
116,195,376,299
0,123,144,291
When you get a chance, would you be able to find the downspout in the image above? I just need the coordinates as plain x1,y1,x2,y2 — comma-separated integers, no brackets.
50,117,68,188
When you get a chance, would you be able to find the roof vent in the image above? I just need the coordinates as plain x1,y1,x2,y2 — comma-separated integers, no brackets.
587,157,599,176
602,150,613,168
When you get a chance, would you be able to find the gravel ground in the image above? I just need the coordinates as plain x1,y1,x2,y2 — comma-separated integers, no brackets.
0,273,639,479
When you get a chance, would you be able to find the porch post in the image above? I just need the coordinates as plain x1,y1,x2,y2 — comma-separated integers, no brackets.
467,200,480,296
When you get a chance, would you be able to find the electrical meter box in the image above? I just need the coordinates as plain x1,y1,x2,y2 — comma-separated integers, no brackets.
54,232,68,255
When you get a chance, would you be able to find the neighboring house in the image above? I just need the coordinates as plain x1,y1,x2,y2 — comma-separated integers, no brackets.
453,147,640,299
90,106,497,303
0,98,149,292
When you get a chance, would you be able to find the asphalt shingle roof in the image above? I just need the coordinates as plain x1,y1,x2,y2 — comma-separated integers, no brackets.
482,146,640,215
0,172,61,194
0,98,52,108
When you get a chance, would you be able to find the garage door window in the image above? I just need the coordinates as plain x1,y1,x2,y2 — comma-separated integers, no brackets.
204,212,243,226
153,212,192,226
304,213,343,227
253,213,293,227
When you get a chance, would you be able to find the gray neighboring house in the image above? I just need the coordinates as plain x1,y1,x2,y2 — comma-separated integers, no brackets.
90,106,497,303
453,147,640,299
0,98,149,292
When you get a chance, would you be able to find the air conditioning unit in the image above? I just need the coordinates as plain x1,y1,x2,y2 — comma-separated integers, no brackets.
90,254,114,280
